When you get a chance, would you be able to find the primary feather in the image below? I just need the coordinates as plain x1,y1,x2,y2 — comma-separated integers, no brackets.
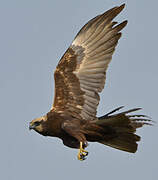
52,4,127,121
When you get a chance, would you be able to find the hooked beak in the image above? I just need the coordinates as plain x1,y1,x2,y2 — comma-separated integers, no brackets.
29,124,36,130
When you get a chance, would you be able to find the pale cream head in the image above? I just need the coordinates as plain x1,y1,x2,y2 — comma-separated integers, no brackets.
29,115,47,133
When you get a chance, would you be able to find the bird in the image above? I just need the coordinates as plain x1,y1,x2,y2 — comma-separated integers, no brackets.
29,4,152,161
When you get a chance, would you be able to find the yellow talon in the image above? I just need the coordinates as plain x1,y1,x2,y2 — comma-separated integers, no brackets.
77,142,88,161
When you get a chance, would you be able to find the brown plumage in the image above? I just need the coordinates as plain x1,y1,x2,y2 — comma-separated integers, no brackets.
29,4,152,160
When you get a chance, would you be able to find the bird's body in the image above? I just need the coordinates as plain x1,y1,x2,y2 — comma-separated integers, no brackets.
29,4,151,160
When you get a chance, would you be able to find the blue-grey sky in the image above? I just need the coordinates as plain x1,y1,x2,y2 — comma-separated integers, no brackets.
1,0,157,180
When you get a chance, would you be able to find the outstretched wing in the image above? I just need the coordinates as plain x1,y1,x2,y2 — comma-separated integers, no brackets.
51,4,127,120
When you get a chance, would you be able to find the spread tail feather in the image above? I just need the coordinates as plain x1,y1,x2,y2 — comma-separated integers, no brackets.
99,133,140,153
96,107,152,153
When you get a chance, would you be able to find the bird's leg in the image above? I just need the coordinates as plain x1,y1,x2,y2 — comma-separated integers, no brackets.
61,121,88,160
77,142,88,161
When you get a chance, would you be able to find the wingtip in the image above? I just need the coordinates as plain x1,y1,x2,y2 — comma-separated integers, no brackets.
122,20,128,29
114,3,126,15
120,3,126,9
112,3,125,10
123,20,128,26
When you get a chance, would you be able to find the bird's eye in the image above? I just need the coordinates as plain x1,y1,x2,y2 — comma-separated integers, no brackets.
34,121,41,126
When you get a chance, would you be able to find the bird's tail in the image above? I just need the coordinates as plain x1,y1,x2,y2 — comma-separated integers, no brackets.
95,106,152,153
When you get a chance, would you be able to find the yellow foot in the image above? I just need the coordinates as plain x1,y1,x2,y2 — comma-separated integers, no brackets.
77,142,88,161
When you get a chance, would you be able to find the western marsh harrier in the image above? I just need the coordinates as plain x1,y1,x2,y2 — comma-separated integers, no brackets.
29,4,151,160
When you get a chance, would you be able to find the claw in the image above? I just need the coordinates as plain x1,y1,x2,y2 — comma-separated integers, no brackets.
77,142,89,161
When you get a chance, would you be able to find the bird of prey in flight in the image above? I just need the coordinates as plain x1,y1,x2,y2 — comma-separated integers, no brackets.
29,4,151,161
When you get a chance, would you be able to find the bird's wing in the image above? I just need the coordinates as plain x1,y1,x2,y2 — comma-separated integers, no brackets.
51,4,127,120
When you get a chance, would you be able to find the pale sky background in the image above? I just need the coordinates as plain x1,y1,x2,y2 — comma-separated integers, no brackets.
0,0,158,180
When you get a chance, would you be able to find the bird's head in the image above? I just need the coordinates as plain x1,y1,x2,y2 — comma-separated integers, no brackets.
29,115,47,133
